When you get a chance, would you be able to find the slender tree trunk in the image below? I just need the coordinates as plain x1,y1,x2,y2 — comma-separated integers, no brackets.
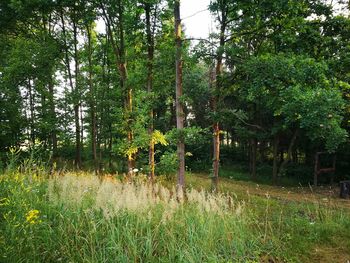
259,141,266,163
212,122,220,187
117,1,134,175
101,26,114,171
250,138,257,179
278,129,299,177
41,94,47,149
126,86,134,175
174,0,185,188
250,103,258,179
28,79,35,144
280,150,284,162
313,153,319,186
48,79,57,156
99,37,109,173
212,3,227,190
86,25,97,172
272,135,279,185
80,103,84,146
292,149,298,164
42,14,57,156
145,2,155,181
109,126,112,169
60,8,77,161
72,16,82,169
101,1,134,175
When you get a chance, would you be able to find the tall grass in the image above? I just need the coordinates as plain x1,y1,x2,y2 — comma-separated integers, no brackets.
1,171,349,262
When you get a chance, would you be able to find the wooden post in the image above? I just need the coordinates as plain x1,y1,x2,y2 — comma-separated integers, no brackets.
314,152,336,186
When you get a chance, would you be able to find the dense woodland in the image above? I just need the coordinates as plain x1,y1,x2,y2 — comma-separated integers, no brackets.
2,1,350,262
1,0,350,187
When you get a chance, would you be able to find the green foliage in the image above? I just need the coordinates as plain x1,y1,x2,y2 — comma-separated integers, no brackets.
281,84,347,151
237,54,347,151
166,126,209,147
0,0,349,183
157,150,178,177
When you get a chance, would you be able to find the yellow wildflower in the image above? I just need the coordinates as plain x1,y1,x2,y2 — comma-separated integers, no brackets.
25,209,40,224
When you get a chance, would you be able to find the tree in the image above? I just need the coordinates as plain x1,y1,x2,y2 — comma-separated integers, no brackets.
236,54,347,181
59,2,83,168
144,0,156,180
174,0,185,188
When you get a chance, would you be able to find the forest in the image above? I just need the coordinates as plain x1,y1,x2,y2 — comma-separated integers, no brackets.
1,0,350,262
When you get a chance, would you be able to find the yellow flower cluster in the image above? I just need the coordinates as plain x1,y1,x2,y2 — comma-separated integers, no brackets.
25,209,41,224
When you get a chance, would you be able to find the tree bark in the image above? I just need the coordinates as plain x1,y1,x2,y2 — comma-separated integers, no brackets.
250,138,257,179
86,24,97,172
72,14,82,169
174,0,185,188
60,8,81,168
272,135,279,185
117,1,134,175
212,1,227,190
48,79,57,156
28,79,35,145
145,2,155,181
278,129,299,177
42,14,58,156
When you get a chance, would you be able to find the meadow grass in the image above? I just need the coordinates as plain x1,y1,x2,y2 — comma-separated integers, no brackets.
0,170,349,262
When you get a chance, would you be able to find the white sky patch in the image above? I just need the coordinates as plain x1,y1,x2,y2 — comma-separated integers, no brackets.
95,18,106,34
181,0,213,39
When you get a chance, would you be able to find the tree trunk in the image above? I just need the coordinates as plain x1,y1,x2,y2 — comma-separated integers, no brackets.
145,2,155,181
86,24,97,172
212,3,227,191
80,103,84,149
48,79,57,156
314,153,319,186
292,149,298,164
119,1,134,175
174,0,185,188
278,129,299,177
42,14,57,156
272,135,279,185
61,9,80,167
250,138,257,179
28,79,35,145
109,124,113,170
73,16,82,169
102,0,134,175
212,122,220,188
280,150,284,162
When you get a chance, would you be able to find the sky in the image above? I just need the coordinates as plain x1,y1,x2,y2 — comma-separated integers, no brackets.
181,0,213,39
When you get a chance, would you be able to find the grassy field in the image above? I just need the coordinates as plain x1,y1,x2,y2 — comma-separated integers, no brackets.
0,169,349,263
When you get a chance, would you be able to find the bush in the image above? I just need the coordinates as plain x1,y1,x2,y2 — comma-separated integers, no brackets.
157,151,178,179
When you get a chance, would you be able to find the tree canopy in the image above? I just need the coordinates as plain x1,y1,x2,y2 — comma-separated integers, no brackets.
0,0,349,186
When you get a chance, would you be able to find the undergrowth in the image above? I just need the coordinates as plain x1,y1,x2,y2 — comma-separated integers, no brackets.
0,170,349,262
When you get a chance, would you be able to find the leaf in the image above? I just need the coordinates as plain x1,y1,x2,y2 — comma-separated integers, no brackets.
152,130,168,146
